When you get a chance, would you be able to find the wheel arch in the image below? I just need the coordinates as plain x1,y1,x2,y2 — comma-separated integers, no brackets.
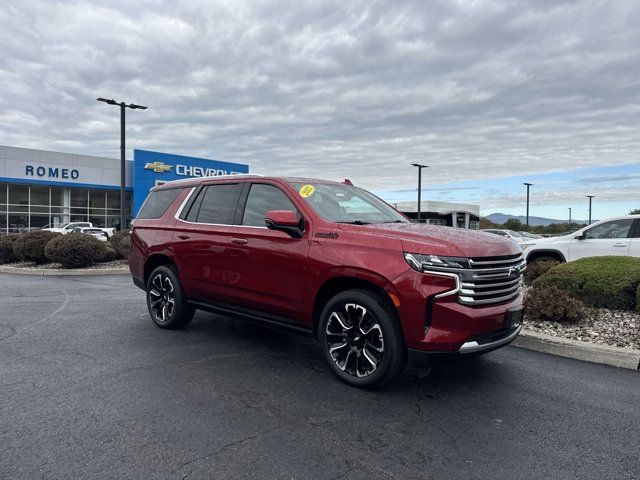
526,249,566,263
311,275,401,338
144,253,177,286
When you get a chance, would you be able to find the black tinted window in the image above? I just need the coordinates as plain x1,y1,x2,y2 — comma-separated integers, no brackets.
137,188,182,219
242,184,297,227
196,184,242,224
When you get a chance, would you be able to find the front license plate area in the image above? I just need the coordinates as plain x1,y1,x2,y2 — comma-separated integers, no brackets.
504,307,523,329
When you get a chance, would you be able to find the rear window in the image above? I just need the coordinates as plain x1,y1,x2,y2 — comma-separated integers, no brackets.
137,188,183,219
195,184,242,224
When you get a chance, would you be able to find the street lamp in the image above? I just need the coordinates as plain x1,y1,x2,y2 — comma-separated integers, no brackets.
586,195,594,225
411,164,428,223
523,182,533,227
97,97,148,231
568,207,572,225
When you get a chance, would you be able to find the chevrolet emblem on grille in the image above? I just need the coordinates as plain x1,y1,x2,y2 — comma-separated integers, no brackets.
144,161,172,173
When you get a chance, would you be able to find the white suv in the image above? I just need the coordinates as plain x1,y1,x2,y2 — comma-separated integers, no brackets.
522,215,640,263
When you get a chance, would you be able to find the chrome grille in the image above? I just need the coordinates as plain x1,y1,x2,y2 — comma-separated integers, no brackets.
458,253,525,306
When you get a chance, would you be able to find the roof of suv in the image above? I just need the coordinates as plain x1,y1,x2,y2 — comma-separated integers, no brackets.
154,175,346,190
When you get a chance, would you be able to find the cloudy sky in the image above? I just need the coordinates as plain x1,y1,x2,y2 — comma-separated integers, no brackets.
1,0,639,218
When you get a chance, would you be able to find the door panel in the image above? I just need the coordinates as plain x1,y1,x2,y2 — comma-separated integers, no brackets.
568,219,633,261
224,226,309,320
222,182,310,321
172,183,242,301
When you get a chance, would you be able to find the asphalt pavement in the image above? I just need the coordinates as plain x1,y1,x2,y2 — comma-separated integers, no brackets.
0,273,638,480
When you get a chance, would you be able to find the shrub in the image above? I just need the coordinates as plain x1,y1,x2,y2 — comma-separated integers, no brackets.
109,230,130,259
101,245,116,262
0,235,19,264
45,233,109,268
533,256,640,311
523,260,560,285
13,231,60,264
525,285,587,324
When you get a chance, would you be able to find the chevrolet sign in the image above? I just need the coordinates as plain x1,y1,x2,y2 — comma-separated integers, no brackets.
144,161,172,173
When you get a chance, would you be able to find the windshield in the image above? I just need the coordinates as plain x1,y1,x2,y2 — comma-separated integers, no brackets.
289,182,409,224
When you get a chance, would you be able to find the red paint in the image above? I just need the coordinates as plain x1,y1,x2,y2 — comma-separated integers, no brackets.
130,176,524,352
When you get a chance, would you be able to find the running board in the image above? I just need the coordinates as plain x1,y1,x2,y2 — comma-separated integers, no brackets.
187,299,313,337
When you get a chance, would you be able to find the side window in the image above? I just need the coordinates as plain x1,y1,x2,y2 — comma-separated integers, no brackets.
583,219,634,239
137,188,183,219
242,184,298,227
196,183,242,224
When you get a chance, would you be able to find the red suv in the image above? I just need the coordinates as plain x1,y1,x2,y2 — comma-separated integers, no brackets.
130,175,524,388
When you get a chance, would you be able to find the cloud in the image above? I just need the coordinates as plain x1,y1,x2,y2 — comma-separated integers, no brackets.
0,0,639,207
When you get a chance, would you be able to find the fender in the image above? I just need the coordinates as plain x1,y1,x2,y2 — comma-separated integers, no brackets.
301,265,402,326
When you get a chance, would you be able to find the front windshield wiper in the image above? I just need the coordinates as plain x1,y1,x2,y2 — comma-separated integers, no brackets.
337,220,371,225
379,220,406,224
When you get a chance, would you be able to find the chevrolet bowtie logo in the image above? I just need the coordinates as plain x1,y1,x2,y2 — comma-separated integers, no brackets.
144,162,172,173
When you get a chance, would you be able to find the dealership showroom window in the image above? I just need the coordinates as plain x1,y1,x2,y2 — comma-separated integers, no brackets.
0,182,132,233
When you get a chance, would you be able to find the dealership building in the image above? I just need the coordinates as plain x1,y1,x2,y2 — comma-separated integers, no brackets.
394,200,481,229
0,145,249,233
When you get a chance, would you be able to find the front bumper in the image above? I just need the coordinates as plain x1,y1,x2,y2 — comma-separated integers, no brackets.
458,324,522,354
392,268,524,353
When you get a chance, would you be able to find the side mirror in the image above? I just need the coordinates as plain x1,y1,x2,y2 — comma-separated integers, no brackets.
265,210,304,238
575,232,586,240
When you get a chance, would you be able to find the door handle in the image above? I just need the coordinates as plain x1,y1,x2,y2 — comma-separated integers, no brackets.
231,238,248,245
177,233,191,240
613,242,627,247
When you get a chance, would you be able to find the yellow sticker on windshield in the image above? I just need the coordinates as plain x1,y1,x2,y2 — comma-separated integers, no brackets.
299,184,315,198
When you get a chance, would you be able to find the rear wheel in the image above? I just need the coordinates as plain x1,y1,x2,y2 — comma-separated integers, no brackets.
318,289,406,389
146,265,195,329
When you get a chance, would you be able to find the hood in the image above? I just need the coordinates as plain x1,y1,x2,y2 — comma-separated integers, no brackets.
522,233,573,245
338,223,522,258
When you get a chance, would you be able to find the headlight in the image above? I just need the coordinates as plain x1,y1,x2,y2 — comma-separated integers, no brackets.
404,252,470,272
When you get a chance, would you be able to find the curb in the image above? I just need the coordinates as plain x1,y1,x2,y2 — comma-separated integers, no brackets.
0,265,129,276
513,329,640,371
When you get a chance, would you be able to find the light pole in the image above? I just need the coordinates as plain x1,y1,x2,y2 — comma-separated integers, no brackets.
586,195,594,225
411,164,428,223
568,207,572,225
523,182,533,227
97,97,147,231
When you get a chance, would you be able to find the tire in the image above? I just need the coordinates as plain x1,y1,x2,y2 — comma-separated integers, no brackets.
318,289,406,389
529,255,561,264
146,265,195,329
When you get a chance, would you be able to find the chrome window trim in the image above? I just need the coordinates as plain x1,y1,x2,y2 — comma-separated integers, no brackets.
173,187,196,220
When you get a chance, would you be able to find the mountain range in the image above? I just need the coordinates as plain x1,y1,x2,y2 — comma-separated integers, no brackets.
484,213,591,226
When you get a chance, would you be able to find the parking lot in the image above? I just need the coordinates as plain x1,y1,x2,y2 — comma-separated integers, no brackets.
1,273,638,480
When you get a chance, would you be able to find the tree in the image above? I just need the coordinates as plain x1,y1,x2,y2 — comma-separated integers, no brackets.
629,209,640,215
503,218,523,231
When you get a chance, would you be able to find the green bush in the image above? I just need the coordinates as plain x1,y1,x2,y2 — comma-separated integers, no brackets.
13,231,60,263
45,233,109,268
525,285,587,324
101,245,116,262
524,260,560,285
0,235,19,264
109,230,130,259
533,256,640,311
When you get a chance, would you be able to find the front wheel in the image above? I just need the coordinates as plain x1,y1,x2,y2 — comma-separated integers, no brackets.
146,265,195,329
318,289,406,389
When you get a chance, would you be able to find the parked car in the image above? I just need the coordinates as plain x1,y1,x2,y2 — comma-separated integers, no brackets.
522,215,640,263
481,229,528,243
518,231,543,239
129,176,524,388
42,222,115,238
70,227,109,241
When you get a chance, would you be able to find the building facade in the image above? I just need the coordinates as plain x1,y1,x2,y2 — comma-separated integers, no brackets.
0,145,248,234
394,200,481,229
